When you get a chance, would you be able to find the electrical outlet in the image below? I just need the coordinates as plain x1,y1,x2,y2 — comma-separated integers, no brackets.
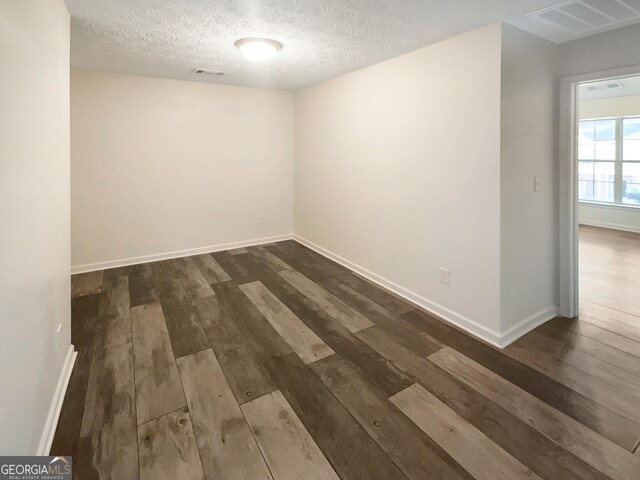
440,267,451,286
259,215,266,225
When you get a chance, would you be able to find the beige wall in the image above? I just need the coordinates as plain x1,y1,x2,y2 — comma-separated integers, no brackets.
500,24,558,340
580,95,640,119
294,24,503,342
71,70,294,270
0,0,71,454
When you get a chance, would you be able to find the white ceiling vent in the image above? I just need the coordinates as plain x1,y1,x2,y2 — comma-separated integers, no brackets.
528,0,640,40
192,68,225,76
581,80,624,91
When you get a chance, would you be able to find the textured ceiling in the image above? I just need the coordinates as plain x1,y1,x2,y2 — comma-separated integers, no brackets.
65,0,638,90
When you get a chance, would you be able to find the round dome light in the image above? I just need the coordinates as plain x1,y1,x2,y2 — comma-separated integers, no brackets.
234,37,283,61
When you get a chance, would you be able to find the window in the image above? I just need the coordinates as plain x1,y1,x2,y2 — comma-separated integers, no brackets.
578,116,640,206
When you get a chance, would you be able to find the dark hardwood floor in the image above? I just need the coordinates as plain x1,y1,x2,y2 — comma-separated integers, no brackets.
52,238,640,479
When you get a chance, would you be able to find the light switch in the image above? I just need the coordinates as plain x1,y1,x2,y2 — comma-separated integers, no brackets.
534,176,542,193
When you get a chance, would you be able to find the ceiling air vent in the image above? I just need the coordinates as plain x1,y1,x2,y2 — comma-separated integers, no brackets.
192,68,225,76
581,80,624,92
528,0,640,39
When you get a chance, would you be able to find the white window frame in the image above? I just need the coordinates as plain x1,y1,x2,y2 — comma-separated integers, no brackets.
578,115,640,208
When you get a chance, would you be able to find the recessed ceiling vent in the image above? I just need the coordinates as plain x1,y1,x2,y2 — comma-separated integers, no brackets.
192,68,225,76
581,80,624,91
528,0,640,38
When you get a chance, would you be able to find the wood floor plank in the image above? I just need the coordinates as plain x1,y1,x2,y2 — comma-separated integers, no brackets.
211,251,255,284
95,276,132,350
512,330,640,399
353,323,608,480
150,259,178,282
72,271,103,298
192,253,231,284
310,355,472,480
240,281,334,364
102,266,127,280
542,316,640,358
172,256,214,300
391,383,540,480
431,347,640,479
505,335,640,425
268,241,414,316
138,407,205,480
155,280,208,358
537,320,640,377
50,348,92,468
241,390,340,480
580,299,640,331
280,269,374,333
280,292,413,396
401,308,640,451
132,302,186,424
324,279,444,356
578,308,640,344
213,281,293,362
232,252,299,298
128,264,158,307
262,353,407,480
228,247,248,255
192,295,276,404
76,343,137,480
177,349,272,480
249,245,292,272
71,293,101,350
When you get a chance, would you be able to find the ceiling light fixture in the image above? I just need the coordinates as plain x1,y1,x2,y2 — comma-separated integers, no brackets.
235,37,283,61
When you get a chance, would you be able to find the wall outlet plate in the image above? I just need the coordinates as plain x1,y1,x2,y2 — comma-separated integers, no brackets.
440,267,451,285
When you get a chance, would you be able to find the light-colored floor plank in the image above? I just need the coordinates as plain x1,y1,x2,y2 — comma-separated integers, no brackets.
177,349,273,480
72,271,104,298
241,390,340,480
173,256,214,300
76,343,138,480
138,407,205,480
240,281,334,364
430,347,640,478
578,304,640,343
579,226,640,330
229,248,248,255
132,302,186,424
192,254,231,284
279,269,374,333
391,383,540,480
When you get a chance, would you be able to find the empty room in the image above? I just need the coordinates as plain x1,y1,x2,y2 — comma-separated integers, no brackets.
2,1,640,479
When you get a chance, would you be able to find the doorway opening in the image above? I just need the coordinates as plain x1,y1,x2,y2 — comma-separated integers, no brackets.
560,66,640,337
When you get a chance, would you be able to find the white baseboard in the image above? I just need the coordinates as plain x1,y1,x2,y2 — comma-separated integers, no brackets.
579,220,640,234
71,234,294,274
293,235,505,347
293,235,557,348
37,345,77,455
498,305,558,348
